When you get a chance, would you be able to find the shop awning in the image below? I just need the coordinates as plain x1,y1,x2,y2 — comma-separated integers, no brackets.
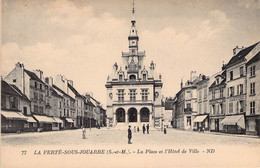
65,118,74,123
26,116,37,123
193,115,207,123
1,111,28,120
33,115,54,123
220,115,245,129
53,117,63,123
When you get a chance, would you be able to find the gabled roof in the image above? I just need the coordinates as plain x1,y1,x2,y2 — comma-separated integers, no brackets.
226,42,259,68
247,51,260,65
24,69,44,83
50,87,63,98
10,84,30,102
1,80,21,97
52,84,74,100
68,83,85,99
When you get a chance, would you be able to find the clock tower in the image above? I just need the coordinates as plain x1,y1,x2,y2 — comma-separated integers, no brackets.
128,0,139,56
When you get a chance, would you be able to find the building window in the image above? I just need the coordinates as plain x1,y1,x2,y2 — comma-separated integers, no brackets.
34,105,38,113
186,103,191,109
143,74,147,80
212,90,215,99
220,104,223,114
119,74,123,81
35,82,37,88
13,79,16,82
39,94,43,102
236,101,239,113
229,87,234,97
212,105,215,114
39,106,43,113
67,100,69,106
129,89,136,102
250,82,255,95
229,71,233,80
10,97,16,109
229,102,233,113
118,89,124,102
199,90,202,100
250,101,255,114
204,89,207,99
141,89,148,101
240,84,243,95
34,92,38,100
204,103,207,113
40,84,42,90
220,89,224,98
129,75,136,81
250,66,256,77
199,104,202,114
240,67,243,77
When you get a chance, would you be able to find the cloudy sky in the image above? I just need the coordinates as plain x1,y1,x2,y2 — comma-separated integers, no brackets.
1,0,260,106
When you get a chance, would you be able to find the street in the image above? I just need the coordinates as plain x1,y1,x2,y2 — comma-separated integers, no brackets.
1,128,260,168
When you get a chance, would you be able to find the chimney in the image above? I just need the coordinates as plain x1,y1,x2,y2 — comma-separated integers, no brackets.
33,69,43,80
45,77,49,84
67,80,73,86
233,46,243,55
113,62,118,71
49,77,53,86
180,79,183,89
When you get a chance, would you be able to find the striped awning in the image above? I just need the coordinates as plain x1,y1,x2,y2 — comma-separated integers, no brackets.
1,111,28,120
53,117,63,123
65,118,74,123
26,116,37,123
193,115,207,123
33,115,54,123
220,115,245,129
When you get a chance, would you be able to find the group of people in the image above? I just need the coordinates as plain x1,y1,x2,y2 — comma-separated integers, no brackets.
128,124,150,144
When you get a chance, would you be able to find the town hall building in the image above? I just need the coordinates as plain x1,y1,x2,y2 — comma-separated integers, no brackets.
105,2,163,128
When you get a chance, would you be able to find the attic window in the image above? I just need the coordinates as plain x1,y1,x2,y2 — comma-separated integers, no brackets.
129,74,136,81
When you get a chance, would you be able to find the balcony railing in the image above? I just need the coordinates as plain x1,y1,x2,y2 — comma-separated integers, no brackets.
113,100,153,104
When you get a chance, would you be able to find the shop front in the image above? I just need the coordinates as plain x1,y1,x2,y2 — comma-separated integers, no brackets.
53,117,63,130
24,116,38,132
1,111,28,133
193,115,209,131
246,115,260,136
65,118,74,129
209,116,225,132
33,115,54,131
220,115,245,134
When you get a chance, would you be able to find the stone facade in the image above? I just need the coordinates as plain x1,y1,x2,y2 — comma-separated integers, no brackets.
105,6,163,129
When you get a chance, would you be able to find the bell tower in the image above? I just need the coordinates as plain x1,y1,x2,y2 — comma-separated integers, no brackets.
128,0,139,56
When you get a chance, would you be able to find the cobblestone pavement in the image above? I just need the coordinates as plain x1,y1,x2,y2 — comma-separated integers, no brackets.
2,127,260,147
1,128,260,168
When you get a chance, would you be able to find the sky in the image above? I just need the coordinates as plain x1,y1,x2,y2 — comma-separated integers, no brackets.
1,0,260,107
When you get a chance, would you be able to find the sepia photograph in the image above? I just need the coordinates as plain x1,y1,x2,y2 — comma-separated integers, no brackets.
1,0,260,167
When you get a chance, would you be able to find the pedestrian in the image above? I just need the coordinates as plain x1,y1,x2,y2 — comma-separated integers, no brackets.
164,126,167,134
128,125,132,144
146,124,149,134
142,124,146,134
137,126,140,132
134,126,136,132
82,127,86,139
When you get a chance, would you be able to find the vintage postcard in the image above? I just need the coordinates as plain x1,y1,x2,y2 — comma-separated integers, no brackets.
1,0,260,167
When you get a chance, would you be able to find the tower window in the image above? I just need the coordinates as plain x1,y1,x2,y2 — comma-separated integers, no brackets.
129,75,136,80
143,74,147,80
132,30,134,32
119,74,123,81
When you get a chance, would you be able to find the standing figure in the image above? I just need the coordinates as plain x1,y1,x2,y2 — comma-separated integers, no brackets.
142,124,146,134
82,127,86,139
128,125,132,144
134,126,136,132
146,124,149,134
137,126,140,132
164,126,167,134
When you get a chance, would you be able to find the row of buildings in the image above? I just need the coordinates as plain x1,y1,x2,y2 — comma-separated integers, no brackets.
1,63,106,133
170,41,260,136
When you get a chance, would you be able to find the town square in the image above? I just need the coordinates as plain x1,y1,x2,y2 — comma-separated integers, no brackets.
1,0,260,167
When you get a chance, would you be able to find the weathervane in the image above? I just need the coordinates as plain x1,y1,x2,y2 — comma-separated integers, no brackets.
132,0,135,15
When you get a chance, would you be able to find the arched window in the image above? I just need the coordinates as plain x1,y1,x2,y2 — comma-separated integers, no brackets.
129,75,136,81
